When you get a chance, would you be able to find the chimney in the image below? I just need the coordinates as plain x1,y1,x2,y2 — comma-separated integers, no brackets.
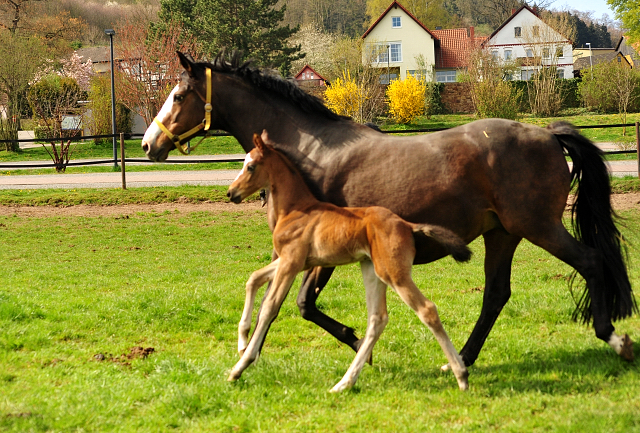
511,8,516,15
469,26,474,39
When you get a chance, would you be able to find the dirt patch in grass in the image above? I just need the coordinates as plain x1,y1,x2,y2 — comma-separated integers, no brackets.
1,193,639,217
0,200,265,217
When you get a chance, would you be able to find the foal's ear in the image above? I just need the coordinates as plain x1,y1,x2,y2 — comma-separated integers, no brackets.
177,51,195,76
252,133,266,154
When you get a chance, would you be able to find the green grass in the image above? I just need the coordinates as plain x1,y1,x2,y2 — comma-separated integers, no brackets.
1,203,639,431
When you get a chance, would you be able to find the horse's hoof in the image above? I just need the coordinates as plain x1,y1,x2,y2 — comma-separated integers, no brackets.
329,382,350,393
458,380,469,391
620,334,634,362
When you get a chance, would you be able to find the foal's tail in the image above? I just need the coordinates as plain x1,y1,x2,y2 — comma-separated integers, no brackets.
413,225,472,263
549,121,637,323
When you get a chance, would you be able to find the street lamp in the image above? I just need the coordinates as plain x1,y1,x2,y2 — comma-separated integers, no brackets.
586,42,593,72
387,44,390,85
105,29,118,169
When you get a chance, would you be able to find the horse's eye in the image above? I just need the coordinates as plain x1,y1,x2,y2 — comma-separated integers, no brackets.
247,165,255,173
174,94,184,103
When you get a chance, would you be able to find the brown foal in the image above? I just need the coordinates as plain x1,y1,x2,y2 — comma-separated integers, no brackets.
226,132,471,392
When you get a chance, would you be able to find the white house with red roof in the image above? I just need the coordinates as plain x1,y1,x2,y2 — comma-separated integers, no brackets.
361,1,438,83
483,5,573,79
294,65,328,87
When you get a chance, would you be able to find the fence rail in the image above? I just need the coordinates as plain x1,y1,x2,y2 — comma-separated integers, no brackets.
1,122,639,171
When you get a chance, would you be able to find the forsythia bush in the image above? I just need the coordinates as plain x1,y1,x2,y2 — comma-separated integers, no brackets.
386,75,426,124
324,72,366,119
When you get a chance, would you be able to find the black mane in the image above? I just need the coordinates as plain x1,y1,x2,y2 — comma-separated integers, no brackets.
195,51,346,122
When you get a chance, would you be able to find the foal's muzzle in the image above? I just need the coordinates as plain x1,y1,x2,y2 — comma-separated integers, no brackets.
227,189,243,204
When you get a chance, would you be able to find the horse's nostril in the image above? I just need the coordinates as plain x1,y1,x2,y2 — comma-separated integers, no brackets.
142,142,149,153
226,191,231,197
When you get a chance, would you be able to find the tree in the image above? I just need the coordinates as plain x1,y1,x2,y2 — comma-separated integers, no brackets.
114,18,201,127
608,0,640,44
27,74,83,171
366,0,462,30
0,31,48,150
157,0,304,76
288,22,338,79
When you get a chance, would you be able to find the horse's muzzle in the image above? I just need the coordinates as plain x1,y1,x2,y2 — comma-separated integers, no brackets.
227,189,243,204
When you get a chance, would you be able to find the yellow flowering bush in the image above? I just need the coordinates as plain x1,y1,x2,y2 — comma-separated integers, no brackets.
324,72,366,119
386,75,426,124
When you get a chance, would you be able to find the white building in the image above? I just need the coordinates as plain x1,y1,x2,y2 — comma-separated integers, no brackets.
483,6,573,80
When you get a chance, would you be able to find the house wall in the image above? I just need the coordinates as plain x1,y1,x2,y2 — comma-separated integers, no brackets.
486,8,573,78
363,7,436,80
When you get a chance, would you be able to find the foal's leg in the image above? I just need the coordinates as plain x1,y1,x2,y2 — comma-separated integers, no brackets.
238,259,279,354
297,267,363,353
385,269,468,391
450,228,522,369
330,260,388,393
228,259,300,381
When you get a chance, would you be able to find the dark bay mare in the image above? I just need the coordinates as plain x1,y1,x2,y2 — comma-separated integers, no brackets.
226,131,471,391
142,51,637,368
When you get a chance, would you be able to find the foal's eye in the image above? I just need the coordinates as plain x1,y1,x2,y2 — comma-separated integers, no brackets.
174,94,184,103
247,165,255,173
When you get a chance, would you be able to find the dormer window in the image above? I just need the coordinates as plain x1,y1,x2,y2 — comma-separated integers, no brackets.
392,17,401,28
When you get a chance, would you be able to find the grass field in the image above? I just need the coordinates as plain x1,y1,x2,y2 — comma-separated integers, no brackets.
1,199,639,432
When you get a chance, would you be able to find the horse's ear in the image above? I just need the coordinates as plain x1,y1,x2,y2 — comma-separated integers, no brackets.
177,51,194,76
260,130,276,150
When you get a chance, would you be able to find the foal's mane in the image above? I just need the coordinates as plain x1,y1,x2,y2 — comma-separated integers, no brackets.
195,51,346,122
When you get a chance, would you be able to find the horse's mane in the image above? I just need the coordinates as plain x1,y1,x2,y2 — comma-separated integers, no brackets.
195,51,347,122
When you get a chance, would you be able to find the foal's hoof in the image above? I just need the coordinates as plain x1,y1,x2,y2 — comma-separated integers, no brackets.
620,334,634,362
440,363,451,372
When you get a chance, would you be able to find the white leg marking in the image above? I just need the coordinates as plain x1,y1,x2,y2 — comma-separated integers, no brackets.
608,332,625,355
330,261,388,393
238,260,278,354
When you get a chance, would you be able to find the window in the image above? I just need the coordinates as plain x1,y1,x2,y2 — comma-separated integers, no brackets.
618,55,622,62
389,43,402,62
521,69,535,80
542,48,550,59
532,26,539,37
514,27,521,37
491,51,499,61
556,46,564,58
371,43,402,63
408,70,429,81
379,73,398,84
436,70,456,83
504,50,512,60
556,68,564,79
526,48,533,58
392,16,401,28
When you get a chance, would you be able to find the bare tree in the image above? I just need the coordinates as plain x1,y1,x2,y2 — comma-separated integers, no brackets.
114,18,201,126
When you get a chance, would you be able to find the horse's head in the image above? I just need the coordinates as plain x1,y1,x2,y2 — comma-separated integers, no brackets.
142,52,214,162
227,131,273,204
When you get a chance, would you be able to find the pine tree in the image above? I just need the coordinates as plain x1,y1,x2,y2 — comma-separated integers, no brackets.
157,0,304,76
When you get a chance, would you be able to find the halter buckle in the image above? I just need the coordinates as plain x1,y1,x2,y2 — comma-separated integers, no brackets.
204,103,212,113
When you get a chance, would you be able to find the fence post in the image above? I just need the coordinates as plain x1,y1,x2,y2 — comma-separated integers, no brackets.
120,133,126,190
636,122,639,180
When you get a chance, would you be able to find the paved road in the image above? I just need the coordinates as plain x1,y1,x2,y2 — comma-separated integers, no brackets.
0,149,637,190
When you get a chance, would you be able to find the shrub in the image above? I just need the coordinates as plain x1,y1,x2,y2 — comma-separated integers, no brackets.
87,75,132,144
324,72,366,120
386,75,426,124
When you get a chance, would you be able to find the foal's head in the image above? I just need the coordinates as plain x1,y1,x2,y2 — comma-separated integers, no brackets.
227,132,273,204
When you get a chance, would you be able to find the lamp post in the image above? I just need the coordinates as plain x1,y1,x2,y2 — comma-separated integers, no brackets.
387,44,390,85
105,29,118,169
586,42,593,72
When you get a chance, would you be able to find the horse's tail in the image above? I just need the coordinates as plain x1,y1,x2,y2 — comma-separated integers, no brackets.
413,224,472,263
549,121,637,323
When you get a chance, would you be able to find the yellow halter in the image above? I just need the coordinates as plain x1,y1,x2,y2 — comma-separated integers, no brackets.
153,67,213,155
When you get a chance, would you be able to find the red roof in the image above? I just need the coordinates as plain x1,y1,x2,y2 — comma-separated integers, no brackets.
431,28,485,68
362,1,437,40
294,65,327,82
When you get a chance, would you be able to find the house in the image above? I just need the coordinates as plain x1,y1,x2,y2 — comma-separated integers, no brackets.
361,1,438,83
573,36,640,77
573,51,632,77
76,47,119,75
431,27,484,83
483,5,573,80
294,65,328,87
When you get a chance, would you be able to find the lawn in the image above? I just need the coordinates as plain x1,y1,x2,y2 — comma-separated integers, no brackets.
1,202,639,432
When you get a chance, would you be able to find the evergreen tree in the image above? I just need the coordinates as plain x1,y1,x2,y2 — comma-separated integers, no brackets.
157,0,304,76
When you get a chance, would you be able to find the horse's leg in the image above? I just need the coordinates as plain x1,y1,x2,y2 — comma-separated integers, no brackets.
383,263,468,390
228,259,299,381
238,259,279,354
525,224,633,360
446,228,522,369
297,266,363,353
330,260,388,393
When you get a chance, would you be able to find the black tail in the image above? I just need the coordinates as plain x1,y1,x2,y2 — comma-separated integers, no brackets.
549,121,637,323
